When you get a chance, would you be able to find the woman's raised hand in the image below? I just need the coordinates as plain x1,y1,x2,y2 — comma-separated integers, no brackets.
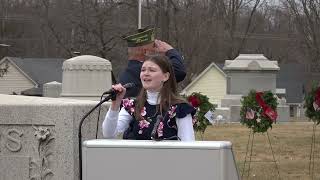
110,83,126,111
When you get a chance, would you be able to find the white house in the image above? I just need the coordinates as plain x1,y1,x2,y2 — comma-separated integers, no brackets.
181,62,227,107
0,56,65,95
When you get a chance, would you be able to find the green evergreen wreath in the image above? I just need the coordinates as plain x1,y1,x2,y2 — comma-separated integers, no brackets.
304,84,320,124
240,90,278,133
185,92,215,133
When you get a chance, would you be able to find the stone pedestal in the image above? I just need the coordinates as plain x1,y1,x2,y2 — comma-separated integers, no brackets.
43,81,62,98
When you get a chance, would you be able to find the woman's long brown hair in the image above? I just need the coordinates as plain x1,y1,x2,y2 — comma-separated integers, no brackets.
134,55,186,121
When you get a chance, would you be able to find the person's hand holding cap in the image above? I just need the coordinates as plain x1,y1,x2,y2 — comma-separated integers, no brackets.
154,39,173,54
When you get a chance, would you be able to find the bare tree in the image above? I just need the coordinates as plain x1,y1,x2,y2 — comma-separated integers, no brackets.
216,0,265,59
32,0,137,59
0,0,317,86
285,0,320,64
284,0,320,88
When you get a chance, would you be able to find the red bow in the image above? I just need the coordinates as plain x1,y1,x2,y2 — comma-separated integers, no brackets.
188,95,200,108
315,87,320,107
255,92,278,122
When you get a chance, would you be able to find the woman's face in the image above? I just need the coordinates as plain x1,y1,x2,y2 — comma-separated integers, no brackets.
140,61,169,92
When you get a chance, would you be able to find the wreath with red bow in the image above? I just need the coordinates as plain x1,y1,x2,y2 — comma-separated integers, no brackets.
240,90,278,133
185,92,215,133
304,84,320,124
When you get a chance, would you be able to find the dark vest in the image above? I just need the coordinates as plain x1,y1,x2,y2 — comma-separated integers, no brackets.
122,99,196,140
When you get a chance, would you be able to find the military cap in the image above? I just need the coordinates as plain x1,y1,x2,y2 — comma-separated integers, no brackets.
122,27,155,47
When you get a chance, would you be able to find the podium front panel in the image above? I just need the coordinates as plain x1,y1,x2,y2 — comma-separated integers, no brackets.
82,140,239,180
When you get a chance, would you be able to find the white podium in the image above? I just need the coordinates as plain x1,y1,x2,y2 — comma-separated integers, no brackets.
82,140,239,180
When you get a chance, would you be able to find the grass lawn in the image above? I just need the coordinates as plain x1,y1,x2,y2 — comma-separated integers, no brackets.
199,121,320,180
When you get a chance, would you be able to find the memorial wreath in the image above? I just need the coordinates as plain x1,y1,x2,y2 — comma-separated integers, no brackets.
186,92,215,133
240,90,278,133
304,84,320,124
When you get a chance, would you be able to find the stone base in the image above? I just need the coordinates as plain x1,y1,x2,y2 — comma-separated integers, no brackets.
220,94,242,107
276,105,290,122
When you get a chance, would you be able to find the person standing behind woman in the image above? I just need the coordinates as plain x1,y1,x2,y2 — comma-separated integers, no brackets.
102,55,195,141
119,27,186,97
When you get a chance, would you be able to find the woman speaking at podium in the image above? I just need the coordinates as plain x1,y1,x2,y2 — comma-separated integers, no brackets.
102,55,196,141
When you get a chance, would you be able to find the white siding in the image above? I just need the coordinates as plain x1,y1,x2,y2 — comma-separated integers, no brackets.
0,61,35,94
185,67,226,106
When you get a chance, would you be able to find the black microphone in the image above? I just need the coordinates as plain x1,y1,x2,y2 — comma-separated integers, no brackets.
151,115,163,141
102,83,135,95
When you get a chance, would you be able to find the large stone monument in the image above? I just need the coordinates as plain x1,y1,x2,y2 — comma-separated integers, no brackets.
224,54,279,95
217,54,289,122
60,55,112,100
0,94,109,180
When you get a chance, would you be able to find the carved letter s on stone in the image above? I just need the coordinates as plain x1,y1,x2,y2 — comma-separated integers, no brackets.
6,128,23,152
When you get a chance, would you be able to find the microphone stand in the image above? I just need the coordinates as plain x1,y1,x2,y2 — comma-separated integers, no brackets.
78,93,115,180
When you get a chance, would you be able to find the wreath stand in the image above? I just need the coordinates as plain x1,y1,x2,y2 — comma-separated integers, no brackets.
241,130,280,180
309,122,318,179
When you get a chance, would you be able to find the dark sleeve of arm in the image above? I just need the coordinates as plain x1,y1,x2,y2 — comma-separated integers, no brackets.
165,49,186,82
